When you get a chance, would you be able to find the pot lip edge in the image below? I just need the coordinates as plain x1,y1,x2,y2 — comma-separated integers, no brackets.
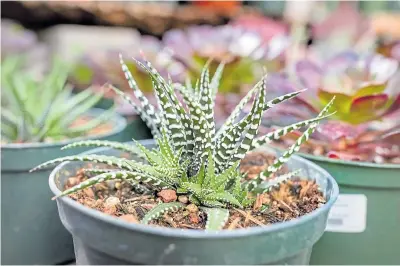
297,151,400,169
0,108,127,150
49,140,339,239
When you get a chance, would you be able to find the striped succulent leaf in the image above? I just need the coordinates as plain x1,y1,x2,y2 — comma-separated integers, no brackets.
264,89,307,111
230,78,266,162
108,84,161,137
215,161,240,190
152,77,185,152
132,58,187,152
119,55,161,132
210,62,225,102
214,84,262,171
198,64,215,141
245,169,301,192
30,155,135,172
215,82,259,140
82,168,116,175
61,140,144,157
251,113,335,149
257,98,335,180
203,207,230,230
141,202,185,225
177,86,211,164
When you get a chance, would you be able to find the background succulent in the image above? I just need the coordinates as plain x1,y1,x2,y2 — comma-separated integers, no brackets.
32,55,334,229
1,56,114,143
163,21,289,94
263,51,400,163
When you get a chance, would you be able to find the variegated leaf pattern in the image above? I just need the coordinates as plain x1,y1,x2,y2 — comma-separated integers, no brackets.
141,202,185,225
251,113,335,149
203,207,229,230
119,54,161,134
30,155,135,172
214,82,259,140
257,97,335,180
264,89,307,111
108,84,161,137
231,78,266,162
245,169,301,192
210,62,225,102
199,64,215,141
61,140,144,157
214,84,262,171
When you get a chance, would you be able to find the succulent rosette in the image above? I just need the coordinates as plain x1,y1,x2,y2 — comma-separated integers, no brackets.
163,22,289,94
264,51,400,163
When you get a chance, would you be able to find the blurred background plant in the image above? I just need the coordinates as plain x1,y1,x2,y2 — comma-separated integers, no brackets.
262,51,400,163
1,0,399,160
1,56,114,144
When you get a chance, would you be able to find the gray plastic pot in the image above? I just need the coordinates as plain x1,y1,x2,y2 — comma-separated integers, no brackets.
49,140,339,265
1,109,127,265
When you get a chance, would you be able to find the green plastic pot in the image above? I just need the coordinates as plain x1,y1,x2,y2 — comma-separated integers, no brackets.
1,109,127,265
49,141,339,265
300,154,400,265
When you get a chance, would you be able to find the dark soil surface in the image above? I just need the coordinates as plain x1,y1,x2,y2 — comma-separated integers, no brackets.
65,152,326,230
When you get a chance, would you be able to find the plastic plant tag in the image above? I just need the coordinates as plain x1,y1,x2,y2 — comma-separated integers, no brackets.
325,194,367,233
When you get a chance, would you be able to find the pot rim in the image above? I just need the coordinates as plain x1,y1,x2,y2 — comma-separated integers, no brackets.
1,108,127,150
49,139,339,239
298,151,400,169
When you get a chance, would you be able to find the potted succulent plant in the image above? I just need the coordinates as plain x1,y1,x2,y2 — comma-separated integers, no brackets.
263,51,400,264
33,56,338,264
1,56,127,265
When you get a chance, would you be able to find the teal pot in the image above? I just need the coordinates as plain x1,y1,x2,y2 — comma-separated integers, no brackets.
1,109,127,265
49,141,339,265
301,154,400,265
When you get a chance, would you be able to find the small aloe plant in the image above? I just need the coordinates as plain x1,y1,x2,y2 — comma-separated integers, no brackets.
31,55,335,230
1,56,115,143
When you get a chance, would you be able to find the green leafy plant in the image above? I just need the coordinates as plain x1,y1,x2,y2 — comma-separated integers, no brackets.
31,55,335,230
1,56,115,143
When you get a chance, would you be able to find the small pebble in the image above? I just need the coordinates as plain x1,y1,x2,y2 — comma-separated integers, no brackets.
178,195,189,204
189,213,199,224
157,190,177,203
186,204,198,213
105,196,120,208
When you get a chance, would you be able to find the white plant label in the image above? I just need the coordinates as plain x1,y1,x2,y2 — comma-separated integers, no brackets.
325,194,367,233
